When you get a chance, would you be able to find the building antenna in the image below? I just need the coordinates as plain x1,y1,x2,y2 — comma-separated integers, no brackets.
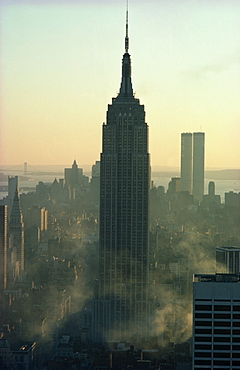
125,0,129,53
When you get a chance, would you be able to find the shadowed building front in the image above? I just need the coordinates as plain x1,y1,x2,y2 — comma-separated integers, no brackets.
193,132,205,203
8,189,24,284
0,205,8,305
180,133,192,194
93,10,151,342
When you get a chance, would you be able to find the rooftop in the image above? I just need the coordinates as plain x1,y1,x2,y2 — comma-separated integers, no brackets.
193,273,240,283
216,246,240,252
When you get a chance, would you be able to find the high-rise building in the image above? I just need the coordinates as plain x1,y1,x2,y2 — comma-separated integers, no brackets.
180,133,192,194
0,205,8,304
92,161,100,177
24,205,48,231
192,132,205,202
93,10,151,342
9,189,24,282
208,181,215,196
7,176,19,215
225,191,240,209
65,160,83,188
168,177,181,194
64,160,89,200
192,273,240,370
90,161,100,205
216,246,240,274
202,181,221,208
180,132,205,202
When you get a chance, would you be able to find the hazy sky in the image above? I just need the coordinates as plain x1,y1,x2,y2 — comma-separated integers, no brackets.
1,0,239,169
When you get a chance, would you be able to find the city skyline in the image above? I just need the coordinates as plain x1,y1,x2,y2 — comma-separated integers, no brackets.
1,0,240,168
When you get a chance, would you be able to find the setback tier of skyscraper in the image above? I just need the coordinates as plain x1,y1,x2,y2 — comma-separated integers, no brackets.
93,10,151,342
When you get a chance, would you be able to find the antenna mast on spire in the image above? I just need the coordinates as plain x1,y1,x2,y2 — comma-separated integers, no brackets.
125,0,129,53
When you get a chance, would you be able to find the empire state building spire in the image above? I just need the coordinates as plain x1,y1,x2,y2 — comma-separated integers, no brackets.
93,3,151,342
117,3,134,100
125,2,129,53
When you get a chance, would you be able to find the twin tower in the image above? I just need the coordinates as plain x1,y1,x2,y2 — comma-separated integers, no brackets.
181,132,205,202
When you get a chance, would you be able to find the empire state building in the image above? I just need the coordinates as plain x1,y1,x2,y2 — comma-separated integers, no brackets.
93,10,151,342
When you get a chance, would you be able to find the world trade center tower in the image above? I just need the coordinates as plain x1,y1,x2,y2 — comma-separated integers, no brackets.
93,10,151,342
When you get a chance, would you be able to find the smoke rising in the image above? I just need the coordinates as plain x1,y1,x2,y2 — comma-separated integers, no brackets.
152,230,217,345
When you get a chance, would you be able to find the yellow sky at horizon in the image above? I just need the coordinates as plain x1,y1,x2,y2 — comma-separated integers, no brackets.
1,0,240,169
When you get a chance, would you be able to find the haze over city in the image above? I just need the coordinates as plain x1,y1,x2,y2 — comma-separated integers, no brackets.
1,1,240,369
1,0,240,169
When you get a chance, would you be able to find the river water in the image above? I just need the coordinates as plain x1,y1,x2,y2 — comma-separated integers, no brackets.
0,167,239,203
152,176,240,203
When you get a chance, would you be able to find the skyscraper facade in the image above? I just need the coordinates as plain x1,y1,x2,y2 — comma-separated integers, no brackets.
216,246,240,274
65,160,83,188
180,133,192,194
192,273,240,369
180,132,205,202
193,132,205,202
93,11,151,342
0,205,8,304
9,189,24,282
7,176,19,215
